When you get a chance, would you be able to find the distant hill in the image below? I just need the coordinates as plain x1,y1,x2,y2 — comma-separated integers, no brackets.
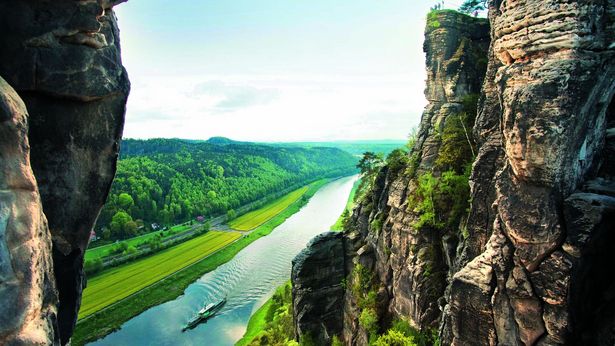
269,140,407,157
205,137,248,145
206,137,235,145
98,138,358,240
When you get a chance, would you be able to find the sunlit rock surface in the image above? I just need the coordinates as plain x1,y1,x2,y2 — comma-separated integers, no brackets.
344,11,489,344
0,77,57,345
293,10,491,345
442,0,615,345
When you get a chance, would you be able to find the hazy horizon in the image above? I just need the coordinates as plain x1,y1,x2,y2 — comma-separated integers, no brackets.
122,136,407,143
115,0,469,142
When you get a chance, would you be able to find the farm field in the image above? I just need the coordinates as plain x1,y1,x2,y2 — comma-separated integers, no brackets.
79,230,241,318
85,223,192,261
228,185,309,231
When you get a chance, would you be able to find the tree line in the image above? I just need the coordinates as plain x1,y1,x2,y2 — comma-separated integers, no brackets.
96,138,357,241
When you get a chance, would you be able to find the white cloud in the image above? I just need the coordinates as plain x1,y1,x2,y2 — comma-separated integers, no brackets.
122,74,427,141
190,81,280,112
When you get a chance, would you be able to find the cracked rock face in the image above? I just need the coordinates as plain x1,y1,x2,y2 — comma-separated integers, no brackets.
0,0,128,100
293,2,615,346
0,77,57,345
441,1,615,345
292,232,346,345
0,0,130,344
336,11,490,344
289,11,490,345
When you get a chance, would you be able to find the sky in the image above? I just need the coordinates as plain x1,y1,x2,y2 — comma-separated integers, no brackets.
114,0,470,142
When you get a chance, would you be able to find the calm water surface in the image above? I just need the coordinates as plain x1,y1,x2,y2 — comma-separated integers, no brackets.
90,175,358,346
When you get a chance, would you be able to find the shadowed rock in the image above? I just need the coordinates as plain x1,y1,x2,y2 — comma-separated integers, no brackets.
0,0,130,343
292,232,346,345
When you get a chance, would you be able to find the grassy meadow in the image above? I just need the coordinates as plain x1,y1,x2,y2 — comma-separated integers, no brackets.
79,231,240,318
228,186,309,231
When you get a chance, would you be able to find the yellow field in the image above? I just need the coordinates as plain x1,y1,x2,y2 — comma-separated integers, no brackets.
79,231,241,318
228,186,309,231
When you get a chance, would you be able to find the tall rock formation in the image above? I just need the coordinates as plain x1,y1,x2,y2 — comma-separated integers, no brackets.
340,10,490,344
292,232,346,345
292,10,490,345
441,1,615,345
0,77,57,345
0,0,130,344
293,2,615,345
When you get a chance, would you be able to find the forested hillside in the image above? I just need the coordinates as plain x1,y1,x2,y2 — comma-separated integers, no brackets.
272,140,406,157
96,138,357,240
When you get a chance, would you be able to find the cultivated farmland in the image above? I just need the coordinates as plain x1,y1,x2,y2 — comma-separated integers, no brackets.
228,186,309,231
79,230,241,318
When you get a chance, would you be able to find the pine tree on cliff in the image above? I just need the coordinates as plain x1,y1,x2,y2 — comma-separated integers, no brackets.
459,0,486,14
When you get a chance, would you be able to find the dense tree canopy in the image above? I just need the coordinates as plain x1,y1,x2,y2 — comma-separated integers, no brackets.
96,139,357,240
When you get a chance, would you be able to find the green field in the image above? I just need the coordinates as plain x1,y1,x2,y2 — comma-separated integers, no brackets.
331,178,361,231
79,230,241,318
229,186,310,231
85,223,192,262
73,178,331,346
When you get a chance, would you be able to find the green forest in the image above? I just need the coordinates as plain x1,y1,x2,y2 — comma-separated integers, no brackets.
96,138,357,241
272,140,406,157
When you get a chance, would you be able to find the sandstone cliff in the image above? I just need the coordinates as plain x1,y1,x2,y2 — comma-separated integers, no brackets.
0,77,57,345
0,1,129,344
442,1,615,345
292,10,490,345
339,10,489,344
292,2,615,345
292,232,346,345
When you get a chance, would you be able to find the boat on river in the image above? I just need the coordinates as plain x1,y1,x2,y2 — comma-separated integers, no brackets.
182,297,227,332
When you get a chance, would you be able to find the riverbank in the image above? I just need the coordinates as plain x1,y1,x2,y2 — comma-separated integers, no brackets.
72,178,332,345
237,177,360,345
235,282,293,346
331,178,361,231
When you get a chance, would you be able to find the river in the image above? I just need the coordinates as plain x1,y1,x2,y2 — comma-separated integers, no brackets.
90,175,358,346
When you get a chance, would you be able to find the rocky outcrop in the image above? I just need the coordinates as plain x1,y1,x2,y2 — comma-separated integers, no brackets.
0,77,57,345
292,232,346,345
293,2,615,345
0,1,129,344
338,11,490,344
441,1,615,345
